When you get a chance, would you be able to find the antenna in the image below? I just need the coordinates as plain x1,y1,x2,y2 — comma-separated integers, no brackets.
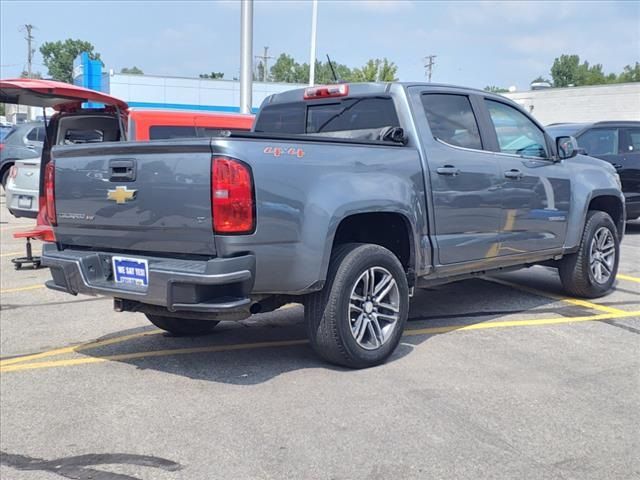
326,54,339,83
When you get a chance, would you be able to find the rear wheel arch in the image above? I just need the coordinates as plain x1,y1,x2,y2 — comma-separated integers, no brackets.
0,160,16,187
329,211,415,285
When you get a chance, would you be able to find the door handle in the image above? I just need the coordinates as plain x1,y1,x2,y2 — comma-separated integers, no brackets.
436,165,461,176
612,163,623,170
109,158,137,182
504,169,523,180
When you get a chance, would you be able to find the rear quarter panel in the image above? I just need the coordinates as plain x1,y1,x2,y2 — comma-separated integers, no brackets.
212,138,427,294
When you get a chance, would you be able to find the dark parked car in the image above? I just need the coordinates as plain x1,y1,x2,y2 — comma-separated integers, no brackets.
0,121,45,188
547,121,640,220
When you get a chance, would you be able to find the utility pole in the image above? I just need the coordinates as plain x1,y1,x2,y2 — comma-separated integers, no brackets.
22,24,35,78
239,0,253,114
423,55,437,83
309,0,318,86
254,46,273,82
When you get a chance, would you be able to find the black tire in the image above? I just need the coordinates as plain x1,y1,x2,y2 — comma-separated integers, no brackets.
1,166,11,190
145,314,219,336
559,210,620,298
305,243,409,369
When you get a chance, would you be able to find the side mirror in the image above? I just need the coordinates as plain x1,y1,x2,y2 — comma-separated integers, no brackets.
556,136,579,160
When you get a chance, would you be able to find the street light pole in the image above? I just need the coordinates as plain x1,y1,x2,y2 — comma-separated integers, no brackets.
309,0,318,86
240,0,254,114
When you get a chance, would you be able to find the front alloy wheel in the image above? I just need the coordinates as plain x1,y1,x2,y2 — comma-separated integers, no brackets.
589,226,616,284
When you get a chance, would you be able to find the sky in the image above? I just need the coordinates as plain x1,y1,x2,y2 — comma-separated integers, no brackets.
1,0,638,91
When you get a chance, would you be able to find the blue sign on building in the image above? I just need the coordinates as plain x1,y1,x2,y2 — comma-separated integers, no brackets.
73,52,108,107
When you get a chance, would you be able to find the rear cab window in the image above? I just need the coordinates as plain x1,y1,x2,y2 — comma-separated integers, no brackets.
421,94,482,150
254,96,401,139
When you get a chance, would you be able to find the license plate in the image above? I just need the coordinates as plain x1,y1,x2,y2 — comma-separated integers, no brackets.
112,256,149,287
18,196,32,209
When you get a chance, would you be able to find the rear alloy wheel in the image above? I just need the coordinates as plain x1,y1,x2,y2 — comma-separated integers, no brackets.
348,266,401,351
145,314,219,336
305,243,409,369
559,210,619,298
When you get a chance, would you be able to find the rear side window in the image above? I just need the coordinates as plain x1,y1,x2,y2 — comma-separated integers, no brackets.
421,94,482,150
577,128,619,156
27,126,45,142
254,104,306,134
622,127,640,153
149,125,249,140
150,126,197,139
485,100,548,158
254,97,400,136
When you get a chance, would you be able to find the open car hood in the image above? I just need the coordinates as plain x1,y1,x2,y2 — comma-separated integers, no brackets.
0,78,128,111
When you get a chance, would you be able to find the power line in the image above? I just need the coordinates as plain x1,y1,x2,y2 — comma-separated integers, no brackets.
423,54,437,83
254,46,273,82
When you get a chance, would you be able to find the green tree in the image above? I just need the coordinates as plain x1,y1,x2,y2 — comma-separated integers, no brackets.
40,39,101,83
550,54,581,87
530,76,550,84
120,66,143,75
484,85,508,93
618,62,640,83
549,54,624,87
270,54,303,83
352,58,398,82
377,58,398,82
270,54,398,84
199,71,224,79
20,70,42,79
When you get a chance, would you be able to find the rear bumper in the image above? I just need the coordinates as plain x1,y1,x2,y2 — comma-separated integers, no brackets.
5,183,38,218
42,244,255,315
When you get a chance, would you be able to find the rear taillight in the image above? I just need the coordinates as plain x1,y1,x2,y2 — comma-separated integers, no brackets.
211,156,254,234
44,161,57,226
8,165,17,179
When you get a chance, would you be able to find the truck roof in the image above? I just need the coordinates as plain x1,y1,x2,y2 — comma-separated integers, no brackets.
262,81,511,105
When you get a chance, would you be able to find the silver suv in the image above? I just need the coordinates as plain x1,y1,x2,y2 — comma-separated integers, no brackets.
0,122,45,188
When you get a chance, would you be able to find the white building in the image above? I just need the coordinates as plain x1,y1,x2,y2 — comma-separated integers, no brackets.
503,82,640,125
108,72,302,113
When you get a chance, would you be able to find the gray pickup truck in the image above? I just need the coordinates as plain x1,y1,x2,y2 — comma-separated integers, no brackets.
14,82,628,368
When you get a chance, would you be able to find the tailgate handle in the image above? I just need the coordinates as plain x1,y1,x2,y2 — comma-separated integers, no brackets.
109,158,136,182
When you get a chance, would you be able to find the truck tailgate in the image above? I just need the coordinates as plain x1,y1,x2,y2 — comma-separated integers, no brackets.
51,140,216,256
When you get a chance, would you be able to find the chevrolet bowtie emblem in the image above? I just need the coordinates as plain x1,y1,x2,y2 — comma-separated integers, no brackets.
107,186,137,204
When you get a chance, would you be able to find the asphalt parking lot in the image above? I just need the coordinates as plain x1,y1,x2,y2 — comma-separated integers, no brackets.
1,195,639,480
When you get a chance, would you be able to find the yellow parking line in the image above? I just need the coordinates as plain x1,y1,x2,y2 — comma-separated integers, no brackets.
404,310,639,336
0,251,23,257
0,224,37,232
617,274,640,284
2,310,638,374
0,284,45,294
487,277,626,315
0,329,163,367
